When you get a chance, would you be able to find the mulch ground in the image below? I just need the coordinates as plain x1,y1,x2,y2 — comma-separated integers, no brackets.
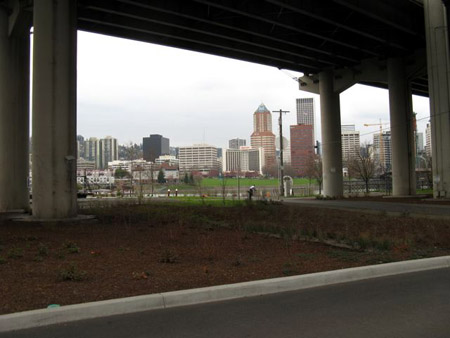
1,200,450,315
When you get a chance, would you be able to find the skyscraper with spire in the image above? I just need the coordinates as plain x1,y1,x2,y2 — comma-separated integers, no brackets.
250,103,276,168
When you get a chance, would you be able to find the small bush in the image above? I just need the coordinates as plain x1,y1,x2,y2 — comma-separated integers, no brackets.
64,241,80,254
297,253,316,260
38,243,49,257
375,239,392,251
7,247,23,259
59,263,87,281
159,249,178,264
33,255,44,262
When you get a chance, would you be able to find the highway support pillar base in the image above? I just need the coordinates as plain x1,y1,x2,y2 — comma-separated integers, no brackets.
32,0,78,219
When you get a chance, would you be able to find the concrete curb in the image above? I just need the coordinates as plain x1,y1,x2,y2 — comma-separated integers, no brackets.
1,256,449,333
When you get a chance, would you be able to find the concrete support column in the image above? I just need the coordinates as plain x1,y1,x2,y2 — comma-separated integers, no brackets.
0,8,30,212
424,0,450,198
387,58,416,196
32,0,77,219
319,70,343,197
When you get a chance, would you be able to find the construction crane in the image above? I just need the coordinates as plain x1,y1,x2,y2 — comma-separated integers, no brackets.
363,120,390,170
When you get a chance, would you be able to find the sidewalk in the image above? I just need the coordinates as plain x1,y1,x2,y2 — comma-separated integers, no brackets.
284,198,450,219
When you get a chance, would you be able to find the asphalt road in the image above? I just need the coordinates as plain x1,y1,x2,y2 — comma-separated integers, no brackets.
3,268,449,338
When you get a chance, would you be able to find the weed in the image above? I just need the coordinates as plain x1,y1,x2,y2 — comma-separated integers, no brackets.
297,253,316,260
0,256,6,264
282,263,297,276
59,263,87,281
159,249,178,263
64,241,80,254
33,255,44,262
232,257,243,267
327,249,360,262
132,271,150,280
409,248,435,260
354,237,370,250
375,239,392,251
38,243,49,257
7,247,23,259
56,249,66,260
326,232,337,240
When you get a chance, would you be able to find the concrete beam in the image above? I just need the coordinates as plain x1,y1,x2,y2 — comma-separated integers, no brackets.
298,51,427,95
32,0,78,219
0,5,30,212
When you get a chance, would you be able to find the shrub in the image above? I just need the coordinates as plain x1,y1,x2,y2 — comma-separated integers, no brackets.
38,243,49,257
7,247,23,259
59,263,87,281
159,249,178,264
64,241,80,254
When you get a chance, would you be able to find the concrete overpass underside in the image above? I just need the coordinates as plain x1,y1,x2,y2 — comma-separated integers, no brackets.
0,0,449,219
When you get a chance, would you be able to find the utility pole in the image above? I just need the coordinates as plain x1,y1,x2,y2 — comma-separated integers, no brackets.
236,137,241,200
273,109,290,197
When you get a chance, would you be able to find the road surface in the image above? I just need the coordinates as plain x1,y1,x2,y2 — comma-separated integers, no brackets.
3,268,449,338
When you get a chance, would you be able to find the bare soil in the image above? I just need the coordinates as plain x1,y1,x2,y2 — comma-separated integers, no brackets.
1,200,450,315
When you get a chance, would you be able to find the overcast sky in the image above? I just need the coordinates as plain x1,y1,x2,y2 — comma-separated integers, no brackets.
77,31,430,150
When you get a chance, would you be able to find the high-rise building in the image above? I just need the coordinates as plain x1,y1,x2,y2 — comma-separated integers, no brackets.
100,136,118,169
84,137,100,169
373,131,392,171
223,147,264,174
77,135,85,159
276,136,291,164
250,103,276,168
425,123,432,157
341,125,360,161
290,124,314,176
416,132,424,154
179,144,220,174
229,138,246,149
296,98,315,141
143,134,170,162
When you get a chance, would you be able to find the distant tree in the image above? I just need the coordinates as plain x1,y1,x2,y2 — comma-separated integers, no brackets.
348,143,376,194
183,173,189,184
262,164,278,178
305,154,323,195
220,175,227,205
120,142,142,160
283,164,297,178
114,168,130,179
189,172,194,184
423,153,433,188
157,169,166,183
194,175,204,200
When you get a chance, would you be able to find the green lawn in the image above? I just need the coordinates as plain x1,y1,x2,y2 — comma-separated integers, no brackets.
199,177,314,188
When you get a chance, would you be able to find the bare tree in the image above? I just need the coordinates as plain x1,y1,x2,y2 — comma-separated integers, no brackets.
262,164,278,178
348,143,376,194
423,153,433,188
283,164,297,178
305,154,323,195
220,175,227,205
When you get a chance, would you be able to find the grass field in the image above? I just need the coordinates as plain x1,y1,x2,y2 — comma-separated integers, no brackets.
194,177,314,187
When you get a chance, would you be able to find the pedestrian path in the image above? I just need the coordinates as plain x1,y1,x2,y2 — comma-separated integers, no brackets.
285,198,450,219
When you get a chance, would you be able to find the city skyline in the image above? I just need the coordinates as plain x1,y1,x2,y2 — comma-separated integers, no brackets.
76,32,431,150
